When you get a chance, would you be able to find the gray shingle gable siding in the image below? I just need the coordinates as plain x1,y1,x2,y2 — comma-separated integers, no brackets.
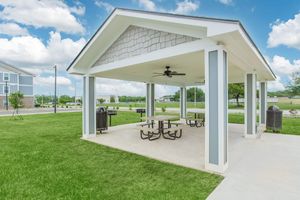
94,25,199,66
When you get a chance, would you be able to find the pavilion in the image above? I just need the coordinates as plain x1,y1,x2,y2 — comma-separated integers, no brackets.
67,8,276,173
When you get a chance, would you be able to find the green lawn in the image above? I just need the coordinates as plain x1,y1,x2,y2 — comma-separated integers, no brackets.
228,113,300,135
113,110,300,136
0,112,222,200
271,102,300,110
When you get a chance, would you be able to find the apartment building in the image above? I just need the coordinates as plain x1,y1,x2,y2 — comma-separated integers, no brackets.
0,61,34,109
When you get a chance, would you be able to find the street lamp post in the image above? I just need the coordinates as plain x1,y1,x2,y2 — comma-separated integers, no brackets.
5,81,8,110
194,87,197,108
54,65,57,113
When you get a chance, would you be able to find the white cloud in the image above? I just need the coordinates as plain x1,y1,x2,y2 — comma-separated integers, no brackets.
95,1,114,13
268,13,300,49
68,86,75,92
134,0,199,15
268,55,300,78
218,0,233,5
95,78,178,97
136,0,157,11
96,79,145,96
69,5,86,16
0,0,85,34
34,76,72,86
172,0,199,14
0,31,86,70
265,55,300,91
0,22,28,36
268,76,285,92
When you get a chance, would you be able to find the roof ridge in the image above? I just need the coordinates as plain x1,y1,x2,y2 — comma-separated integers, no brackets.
115,7,241,24
0,60,34,76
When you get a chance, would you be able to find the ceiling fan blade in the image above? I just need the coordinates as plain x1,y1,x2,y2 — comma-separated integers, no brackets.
172,73,186,76
153,72,163,74
152,74,164,77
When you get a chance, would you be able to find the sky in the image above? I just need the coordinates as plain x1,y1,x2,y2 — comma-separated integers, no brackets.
0,0,300,97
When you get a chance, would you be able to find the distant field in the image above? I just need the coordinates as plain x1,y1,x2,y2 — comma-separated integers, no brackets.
99,100,300,110
277,97,300,104
271,102,300,110
99,102,242,109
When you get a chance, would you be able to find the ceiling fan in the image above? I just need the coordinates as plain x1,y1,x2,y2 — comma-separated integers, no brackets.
153,66,186,78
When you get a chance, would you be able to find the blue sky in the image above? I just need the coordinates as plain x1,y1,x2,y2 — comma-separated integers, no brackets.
0,0,299,97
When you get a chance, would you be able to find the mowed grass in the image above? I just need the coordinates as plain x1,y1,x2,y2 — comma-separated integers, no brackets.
115,110,300,136
0,112,222,200
228,113,300,135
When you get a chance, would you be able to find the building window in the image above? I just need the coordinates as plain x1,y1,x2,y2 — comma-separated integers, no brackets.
3,85,10,94
3,72,10,81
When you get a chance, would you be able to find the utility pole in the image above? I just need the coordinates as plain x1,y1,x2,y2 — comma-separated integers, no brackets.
74,81,77,103
54,65,57,113
194,87,197,108
5,81,8,110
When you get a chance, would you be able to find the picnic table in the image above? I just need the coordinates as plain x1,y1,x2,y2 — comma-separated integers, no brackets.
144,115,178,133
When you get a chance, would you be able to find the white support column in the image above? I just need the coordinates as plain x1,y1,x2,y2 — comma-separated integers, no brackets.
204,46,228,173
259,82,267,124
146,83,155,117
180,87,187,119
245,73,257,138
82,76,96,138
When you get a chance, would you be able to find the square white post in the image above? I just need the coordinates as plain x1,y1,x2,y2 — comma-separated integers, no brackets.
245,73,257,138
180,87,187,119
259,82,267,124
204,46,228,173
146,83,155,117
82,76,96,138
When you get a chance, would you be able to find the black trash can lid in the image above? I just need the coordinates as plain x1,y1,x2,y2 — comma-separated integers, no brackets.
97,106,106,112
268,105,280,111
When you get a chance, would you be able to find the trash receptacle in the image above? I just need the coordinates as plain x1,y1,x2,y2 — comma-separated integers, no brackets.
136,108,146,122
96,106,108,133
266,105,282,131
107,109,117,127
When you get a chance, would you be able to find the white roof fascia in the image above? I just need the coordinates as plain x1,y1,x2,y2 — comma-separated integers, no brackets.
237,25,276,79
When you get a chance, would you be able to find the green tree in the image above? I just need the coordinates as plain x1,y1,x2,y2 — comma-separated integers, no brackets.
228,83,244,107
98,98,105,104
35,95,53,105
59,95,73,104
174,87,204,102
9,91,24,119
288,72,300,97
119,96,146,102
110,96,115,103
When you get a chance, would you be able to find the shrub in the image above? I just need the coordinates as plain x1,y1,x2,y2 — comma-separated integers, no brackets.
35,103,41,108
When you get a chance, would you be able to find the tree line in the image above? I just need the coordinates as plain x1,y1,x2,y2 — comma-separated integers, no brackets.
33,73,300,106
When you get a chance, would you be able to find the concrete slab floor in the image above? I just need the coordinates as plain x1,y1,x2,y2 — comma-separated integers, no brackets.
85,123,300,200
